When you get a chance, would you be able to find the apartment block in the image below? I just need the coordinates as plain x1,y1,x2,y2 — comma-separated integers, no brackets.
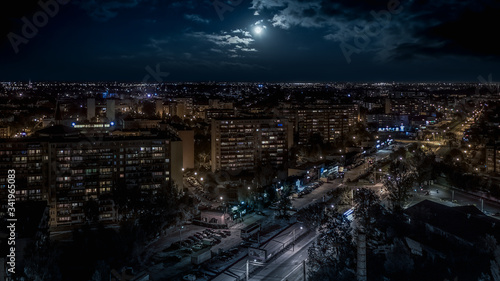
295,105,359,144
211,118,290,172
486,144,500,173
0,125,182,227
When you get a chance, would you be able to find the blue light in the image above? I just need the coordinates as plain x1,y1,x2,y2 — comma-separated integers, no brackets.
278,123,283,127
110,122,115,126
71,122,76,127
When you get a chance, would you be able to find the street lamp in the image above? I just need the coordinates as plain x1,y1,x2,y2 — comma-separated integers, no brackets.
179,226,184,242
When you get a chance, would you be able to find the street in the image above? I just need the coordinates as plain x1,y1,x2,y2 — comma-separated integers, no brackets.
249,231,316,281
292,179,341,210
406,183,500,216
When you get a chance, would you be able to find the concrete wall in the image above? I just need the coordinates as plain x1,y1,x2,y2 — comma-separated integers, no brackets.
178,130,195,169
106,99,115,121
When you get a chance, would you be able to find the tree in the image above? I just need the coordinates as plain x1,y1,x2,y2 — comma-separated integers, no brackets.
141,101,156,117
197,152,210,170
90,260,109,281
353,187,382,234
384,159,416,213
277,186,292,220
408,145,436,187
384,238,414,279
307,209,355,281
84,198,100,223
24,239,62,281
297,202,326,231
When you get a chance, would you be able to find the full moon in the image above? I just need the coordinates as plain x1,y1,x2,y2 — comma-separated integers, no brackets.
254,26,263,34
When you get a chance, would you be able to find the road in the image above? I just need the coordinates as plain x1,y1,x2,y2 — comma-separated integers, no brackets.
292,179,341,210
406,183,500,216
249,231,317,281
343,149,392,182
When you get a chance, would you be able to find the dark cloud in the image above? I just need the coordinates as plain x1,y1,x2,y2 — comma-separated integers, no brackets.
251,0,500,62
76,0,146,21
1,0,499,82
184,14,210,24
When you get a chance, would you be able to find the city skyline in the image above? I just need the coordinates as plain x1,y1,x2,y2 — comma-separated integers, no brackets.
1,0,500,82
1,1,500,280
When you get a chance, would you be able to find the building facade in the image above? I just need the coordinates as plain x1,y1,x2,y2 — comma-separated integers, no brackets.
486,144,500,173
211,118,290,172
0,126,182,227
295,105,359,144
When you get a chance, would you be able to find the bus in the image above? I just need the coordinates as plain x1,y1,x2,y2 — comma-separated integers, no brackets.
241,222,261,239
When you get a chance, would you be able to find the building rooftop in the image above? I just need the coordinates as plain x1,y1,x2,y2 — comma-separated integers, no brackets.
406,200,500,243
35,124,81,137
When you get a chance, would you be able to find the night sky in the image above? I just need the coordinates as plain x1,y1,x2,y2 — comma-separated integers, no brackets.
1,0,500,82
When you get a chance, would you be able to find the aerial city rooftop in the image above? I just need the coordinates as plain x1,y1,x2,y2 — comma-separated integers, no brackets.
1,0,500,280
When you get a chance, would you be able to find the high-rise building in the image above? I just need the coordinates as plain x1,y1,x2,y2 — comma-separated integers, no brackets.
155,100,164,116
211,117,290,172
87,98,96,120
486,143,500,173
173,98,193,116
161,123,195,170
0,126,10,138
0,125,182,227
295,105,359,144
106,99,115,121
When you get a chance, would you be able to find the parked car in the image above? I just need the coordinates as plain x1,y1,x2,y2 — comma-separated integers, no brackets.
192,244,203,251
